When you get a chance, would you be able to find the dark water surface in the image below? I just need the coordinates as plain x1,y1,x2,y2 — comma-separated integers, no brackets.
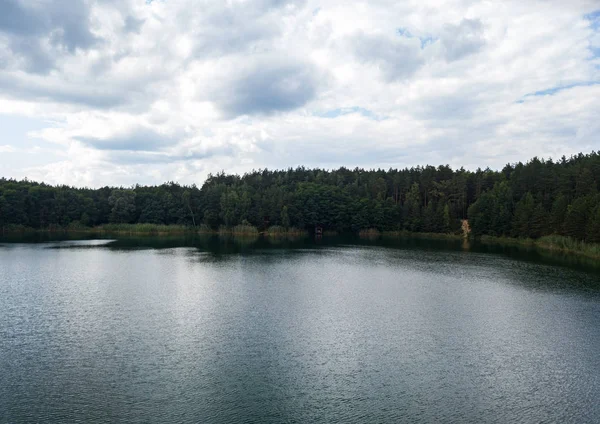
1,236,599,423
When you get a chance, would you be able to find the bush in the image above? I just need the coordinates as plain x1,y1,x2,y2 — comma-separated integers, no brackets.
218,224,259,235
537,235,600,259
95,223,191,234
265,226,306,237
197,224,213,234
359,228,381,238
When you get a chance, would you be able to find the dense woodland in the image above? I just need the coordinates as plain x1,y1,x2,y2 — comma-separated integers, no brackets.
1,152,599,242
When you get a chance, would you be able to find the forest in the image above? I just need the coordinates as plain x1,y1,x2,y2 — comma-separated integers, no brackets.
0,151,599,242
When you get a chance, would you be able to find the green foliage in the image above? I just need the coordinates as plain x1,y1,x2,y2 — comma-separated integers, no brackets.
1,151,599,244
109,189,136,224
0,179,201,230
442,204,451,233
382,230,463,240
586,204,600,243
281,206,290,229
536,235,600,259
468,181,513,237
197,223,213,234
467,152,599,241
512,192,535,237
265,225,306,237
218,224,259,235
549,195,568,234
479,234,600,259
97,223,191,234
66,220,88,230
563,196,594,240
359,228,381,238
403,182,422,231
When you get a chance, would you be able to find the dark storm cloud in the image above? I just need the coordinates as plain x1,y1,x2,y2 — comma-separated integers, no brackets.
0,0,99,73
0,0,46,36
105,145,236,165
0,0,99,49
77,128,179,151
8,37,55,73
350,32,423,81
213,61,320,117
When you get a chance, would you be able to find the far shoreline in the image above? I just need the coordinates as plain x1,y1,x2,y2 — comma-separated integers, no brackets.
2,224,599,262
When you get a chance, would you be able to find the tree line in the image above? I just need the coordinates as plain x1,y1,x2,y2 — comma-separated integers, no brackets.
0,151,599,241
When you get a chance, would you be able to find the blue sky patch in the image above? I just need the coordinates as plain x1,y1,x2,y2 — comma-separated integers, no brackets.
0,115,55,147
397,27,437,49
585,10,600,30
397,27,413,38
585,10,600,59
520,81,600,100
419,36,437,49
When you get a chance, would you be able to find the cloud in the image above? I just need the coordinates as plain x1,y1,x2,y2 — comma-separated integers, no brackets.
171,0,308,58
586,10,600,59
76,127,180,151
350,31,423,81
0,145,17,153
123,15,145,34
0,0,599,187
0,0,47,37
105,143,236,165
0,0,99,73
4,37,55,73
440,18,486,61
210,58,321,117
316,107,384,120
0,72,127,108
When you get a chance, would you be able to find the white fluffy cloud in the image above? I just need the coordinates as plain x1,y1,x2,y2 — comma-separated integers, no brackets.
0,0,598,186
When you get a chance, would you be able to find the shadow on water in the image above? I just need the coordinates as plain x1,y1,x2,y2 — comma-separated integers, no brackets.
349,236,600,274
1,232,599,274
0,232,103,243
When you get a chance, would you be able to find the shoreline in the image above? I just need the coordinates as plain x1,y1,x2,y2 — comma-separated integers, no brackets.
477,235,600,261
2,225,598,262
0,225,308,238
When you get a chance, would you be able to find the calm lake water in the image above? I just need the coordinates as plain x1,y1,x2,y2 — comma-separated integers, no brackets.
1,236,599,423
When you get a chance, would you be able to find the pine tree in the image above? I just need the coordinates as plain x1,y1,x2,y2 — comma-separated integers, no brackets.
587,203,600,243
281,206,290,229
512,192,534,237
468,191,493,236
549,195,568,234
530,203,548,238
490,182,513,236
108,190,136,224
442,203,451,233
403,183,421,231
564,197,591,241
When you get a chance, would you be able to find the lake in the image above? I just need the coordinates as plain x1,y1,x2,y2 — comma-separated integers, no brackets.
1,236,599,423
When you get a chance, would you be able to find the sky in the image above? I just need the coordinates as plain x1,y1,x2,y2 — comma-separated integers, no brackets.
0,0,599,187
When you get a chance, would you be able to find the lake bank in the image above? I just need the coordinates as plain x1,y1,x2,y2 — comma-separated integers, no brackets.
0,223,304,237
2,224,599,263
478,234,600,261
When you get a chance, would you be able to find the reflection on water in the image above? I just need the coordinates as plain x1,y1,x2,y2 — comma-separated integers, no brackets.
2,232,600,274
1,234,599,423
